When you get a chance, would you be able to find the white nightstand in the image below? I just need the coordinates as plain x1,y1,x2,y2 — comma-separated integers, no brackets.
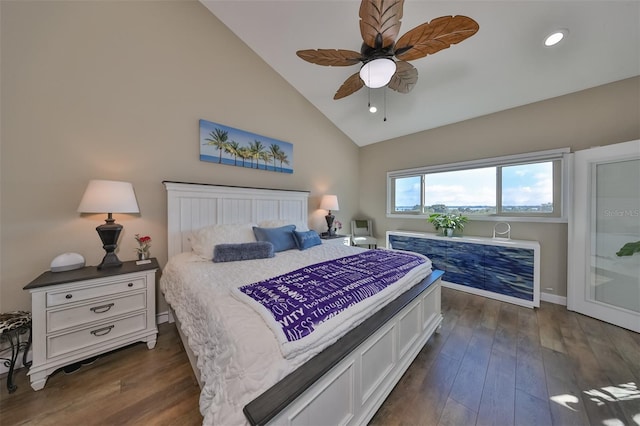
320,234,351,246
23,259,159,390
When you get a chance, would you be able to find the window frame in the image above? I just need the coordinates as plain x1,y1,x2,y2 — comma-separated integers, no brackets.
387,148,570,223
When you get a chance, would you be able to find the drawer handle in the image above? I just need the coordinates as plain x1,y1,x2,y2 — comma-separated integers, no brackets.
127,283,134,287
90,325,114,337
65,294,73,299
90,303,115,314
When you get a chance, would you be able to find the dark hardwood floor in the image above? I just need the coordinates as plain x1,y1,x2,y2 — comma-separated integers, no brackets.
0,322,203,425
2,287,639,425
371,288,640,426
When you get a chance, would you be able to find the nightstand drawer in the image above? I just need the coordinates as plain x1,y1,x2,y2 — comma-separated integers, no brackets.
47,292,147,333
46,278,146,307
47,312,147,359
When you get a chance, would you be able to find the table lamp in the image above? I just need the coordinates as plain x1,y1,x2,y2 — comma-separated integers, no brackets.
77,180,140,269
320,195,339,236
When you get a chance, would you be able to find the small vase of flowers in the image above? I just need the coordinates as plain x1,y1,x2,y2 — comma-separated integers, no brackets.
135,234,151,260
333,220,342,235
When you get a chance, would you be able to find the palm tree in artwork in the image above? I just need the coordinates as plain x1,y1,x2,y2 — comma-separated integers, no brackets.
225,140,241,166
238,147,251,167
269,144,283,172
276,151,290,172
259,151,273,170
203,128,229,163
249,140,266,169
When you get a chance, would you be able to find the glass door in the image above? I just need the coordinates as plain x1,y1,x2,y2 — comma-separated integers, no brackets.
568,140,640,332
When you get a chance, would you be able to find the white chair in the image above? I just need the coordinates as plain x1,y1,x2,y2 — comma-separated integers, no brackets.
351,220,377,249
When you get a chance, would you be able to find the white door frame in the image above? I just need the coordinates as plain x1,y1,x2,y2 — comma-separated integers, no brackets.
567,139,640,332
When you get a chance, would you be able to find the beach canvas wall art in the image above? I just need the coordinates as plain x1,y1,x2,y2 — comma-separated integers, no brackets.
199,119,293,174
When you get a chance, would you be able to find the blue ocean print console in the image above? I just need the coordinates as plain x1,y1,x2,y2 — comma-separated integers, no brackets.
387,231,540,308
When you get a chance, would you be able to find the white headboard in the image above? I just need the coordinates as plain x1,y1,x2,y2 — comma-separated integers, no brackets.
163,181,310,258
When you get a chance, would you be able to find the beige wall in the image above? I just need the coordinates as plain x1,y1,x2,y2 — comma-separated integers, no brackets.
2,1,638,313
0,1,359,312
359,76,640,299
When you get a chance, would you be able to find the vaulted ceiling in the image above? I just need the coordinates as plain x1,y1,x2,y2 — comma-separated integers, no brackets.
201,1,640,146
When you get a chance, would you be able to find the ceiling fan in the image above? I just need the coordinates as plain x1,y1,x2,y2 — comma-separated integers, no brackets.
296,0,479,100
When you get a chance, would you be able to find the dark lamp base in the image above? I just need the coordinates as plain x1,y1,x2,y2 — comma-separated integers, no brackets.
96,218,124,270
98,252,123,270
325,212,335,236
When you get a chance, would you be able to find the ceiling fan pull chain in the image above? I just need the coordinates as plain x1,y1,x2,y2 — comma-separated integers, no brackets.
384,87,387,122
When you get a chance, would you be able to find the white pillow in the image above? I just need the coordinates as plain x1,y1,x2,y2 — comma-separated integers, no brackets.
258,219,309,232
189,223,257,259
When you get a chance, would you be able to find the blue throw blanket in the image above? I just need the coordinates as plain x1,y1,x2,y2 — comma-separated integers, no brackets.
237,250,426,345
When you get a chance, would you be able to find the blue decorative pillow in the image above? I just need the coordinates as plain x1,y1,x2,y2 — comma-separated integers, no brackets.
293,230,322,250
252,225,297,252
213,241,275,263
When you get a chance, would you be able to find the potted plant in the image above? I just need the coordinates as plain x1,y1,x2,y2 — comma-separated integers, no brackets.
428,213,468,237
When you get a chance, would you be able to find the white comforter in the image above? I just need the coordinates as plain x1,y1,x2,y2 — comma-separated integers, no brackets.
160,244,432,425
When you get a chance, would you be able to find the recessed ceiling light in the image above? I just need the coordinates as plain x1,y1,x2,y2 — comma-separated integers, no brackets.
369,105,377,113
544,29,568,47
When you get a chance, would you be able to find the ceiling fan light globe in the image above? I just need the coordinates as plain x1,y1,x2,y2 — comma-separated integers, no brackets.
359,59,396,88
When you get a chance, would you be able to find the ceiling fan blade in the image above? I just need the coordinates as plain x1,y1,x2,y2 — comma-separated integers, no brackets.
394,15,479,61
334,72,365,99
359,0,404,50
296,49,363,66
387,61,418,94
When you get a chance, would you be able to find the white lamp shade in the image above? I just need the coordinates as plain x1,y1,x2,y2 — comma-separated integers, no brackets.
359,58,397,88
320,195,339,211
77,180,140,214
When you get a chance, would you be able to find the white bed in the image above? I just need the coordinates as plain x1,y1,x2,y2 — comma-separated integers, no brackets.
161,182,443,425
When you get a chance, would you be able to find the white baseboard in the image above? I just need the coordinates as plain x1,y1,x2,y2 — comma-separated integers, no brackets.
156,311,170,325
540,292,567,306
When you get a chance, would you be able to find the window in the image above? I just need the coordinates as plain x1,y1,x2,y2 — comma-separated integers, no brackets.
424,167,497,215
499,162,555,214
388,148,569,221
